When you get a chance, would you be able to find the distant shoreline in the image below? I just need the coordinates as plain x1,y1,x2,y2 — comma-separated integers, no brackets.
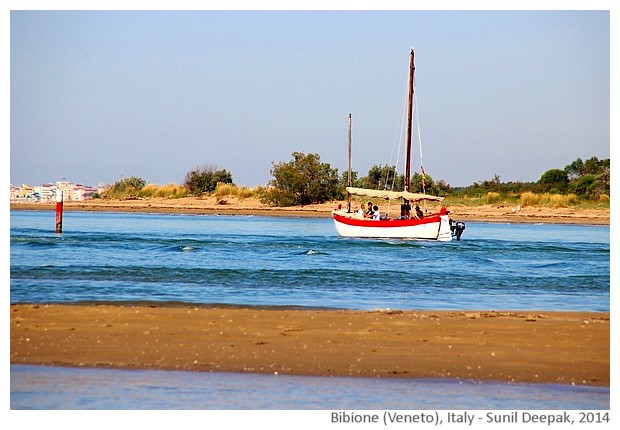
10,197,610,225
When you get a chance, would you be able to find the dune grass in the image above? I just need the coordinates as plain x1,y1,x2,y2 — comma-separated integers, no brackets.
443,192,608,209
213,183,256,201
519,191,578,207
138,183,190,199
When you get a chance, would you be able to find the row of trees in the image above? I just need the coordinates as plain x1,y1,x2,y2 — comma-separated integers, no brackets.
540,157,610,198
102,154,609,206
460,156,610,200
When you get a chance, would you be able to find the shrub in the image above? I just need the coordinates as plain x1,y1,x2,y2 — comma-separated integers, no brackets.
263,152,340,206
547,194,576,207
105,176,147,198
485,192,501,204
184,165,233,196
138,184,159,197
519,191,538,207
258,186,299,207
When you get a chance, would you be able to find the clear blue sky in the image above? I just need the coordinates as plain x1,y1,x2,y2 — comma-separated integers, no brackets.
9,7,612,188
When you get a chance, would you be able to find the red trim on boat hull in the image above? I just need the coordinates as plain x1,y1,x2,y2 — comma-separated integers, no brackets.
333,212,441,228
332,209,452,241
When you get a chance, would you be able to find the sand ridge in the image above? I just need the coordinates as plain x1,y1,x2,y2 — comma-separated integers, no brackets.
10,304,610,386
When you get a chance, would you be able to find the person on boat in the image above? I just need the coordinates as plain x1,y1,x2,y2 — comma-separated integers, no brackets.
365,202,374,218
400,202,411,219
356,204,365,218
414,205,424,219
372,205,381,220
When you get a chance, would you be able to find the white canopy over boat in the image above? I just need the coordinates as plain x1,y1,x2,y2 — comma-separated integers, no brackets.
345,186,444,202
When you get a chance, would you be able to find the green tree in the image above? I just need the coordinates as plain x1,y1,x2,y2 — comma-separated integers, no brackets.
583,156,605,175
361,164,404,191
184,165,233,195
563,156,609,198
410,171,447,196
339,170,359,195
572,175,596,197
261,152,340,206
594,167,610,196
565,158,585,180
539,169,569,193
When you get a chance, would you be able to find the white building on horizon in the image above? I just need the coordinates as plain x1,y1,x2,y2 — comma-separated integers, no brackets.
10,181,101,203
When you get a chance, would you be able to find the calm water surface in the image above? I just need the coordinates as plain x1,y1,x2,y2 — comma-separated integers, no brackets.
9,210,610,410
10,365,609,410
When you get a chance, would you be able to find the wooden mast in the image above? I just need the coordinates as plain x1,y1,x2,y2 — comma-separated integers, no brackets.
404,48,415,193
347,113,352,212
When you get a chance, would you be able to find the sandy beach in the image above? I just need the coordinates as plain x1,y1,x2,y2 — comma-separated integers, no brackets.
10,304,609,387
10,196,610,225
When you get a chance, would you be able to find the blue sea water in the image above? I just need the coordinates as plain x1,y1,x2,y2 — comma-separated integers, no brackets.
9,210,610,410
10,210,610,311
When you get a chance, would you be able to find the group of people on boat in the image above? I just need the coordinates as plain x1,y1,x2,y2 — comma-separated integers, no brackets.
400,202,424,220
357,202,381,220
356,201,424,221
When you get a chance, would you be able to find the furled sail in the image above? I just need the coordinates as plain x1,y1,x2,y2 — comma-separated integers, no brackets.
346,187,444,202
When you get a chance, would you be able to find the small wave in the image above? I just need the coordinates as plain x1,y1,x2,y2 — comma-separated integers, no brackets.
11,237,60,248
298,249,328,256
180,246,196,252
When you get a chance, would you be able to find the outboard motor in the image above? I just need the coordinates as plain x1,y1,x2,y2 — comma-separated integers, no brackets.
450,220,466,241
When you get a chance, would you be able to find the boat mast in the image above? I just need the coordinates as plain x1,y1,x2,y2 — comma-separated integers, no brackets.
405,48,415,193
347,113,352,212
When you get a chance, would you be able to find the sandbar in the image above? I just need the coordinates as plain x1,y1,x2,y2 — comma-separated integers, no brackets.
10,304,609,386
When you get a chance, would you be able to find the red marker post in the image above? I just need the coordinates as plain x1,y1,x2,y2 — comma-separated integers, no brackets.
55,188,63,234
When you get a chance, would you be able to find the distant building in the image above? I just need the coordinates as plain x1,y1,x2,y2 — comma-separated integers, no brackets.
10,181,102,202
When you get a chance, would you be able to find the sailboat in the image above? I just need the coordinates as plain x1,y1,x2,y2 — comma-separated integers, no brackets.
332,49,465,241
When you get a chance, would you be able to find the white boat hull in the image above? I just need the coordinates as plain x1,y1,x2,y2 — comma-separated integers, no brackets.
332,209,452,241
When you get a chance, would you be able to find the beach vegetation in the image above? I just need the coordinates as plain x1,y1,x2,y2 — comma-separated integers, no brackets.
260,152,340,206
213,183,255,201
138,183,189,199
449,156,609,205
104,176,147,199
539,169,569,193
565,156,609,179
485,192,501,204
519,192,578,208
556,156,608,199
184,165,233,196
89,155,607,208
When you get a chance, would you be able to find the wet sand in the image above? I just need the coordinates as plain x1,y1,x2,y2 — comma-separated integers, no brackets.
10,304,610,386
10,196,610,225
